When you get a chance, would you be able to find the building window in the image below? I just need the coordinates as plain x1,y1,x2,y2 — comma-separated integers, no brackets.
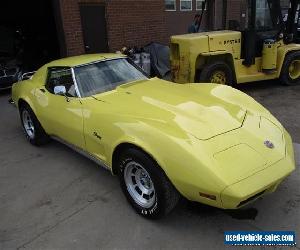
180,0,192,11
165,0,176,11
196,0,206,11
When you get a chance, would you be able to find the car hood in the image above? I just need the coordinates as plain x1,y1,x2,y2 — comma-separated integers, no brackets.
92,79,249,140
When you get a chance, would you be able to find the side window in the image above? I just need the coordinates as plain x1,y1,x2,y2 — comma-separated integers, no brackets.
46,68,77,97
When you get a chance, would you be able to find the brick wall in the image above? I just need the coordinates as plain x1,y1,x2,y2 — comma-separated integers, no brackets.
214,0,225,30
59,0,167,56
226,0,243,26
57,0,292,57
107,0,168,51
225,0,250,29
59,0,85,56
165,0,210,38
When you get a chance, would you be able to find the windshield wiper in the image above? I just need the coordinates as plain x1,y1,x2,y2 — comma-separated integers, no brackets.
91,95,106,103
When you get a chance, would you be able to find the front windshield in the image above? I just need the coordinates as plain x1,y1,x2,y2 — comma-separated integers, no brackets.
74,58,148,97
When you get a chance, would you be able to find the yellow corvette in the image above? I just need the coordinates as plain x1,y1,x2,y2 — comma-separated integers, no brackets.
11,54,295,219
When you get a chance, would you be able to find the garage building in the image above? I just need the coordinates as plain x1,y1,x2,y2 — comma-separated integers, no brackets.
0,0,291,71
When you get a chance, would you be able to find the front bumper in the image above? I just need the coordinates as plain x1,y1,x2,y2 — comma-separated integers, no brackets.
173,125,295,209
219,128,295,209
220,155,294,209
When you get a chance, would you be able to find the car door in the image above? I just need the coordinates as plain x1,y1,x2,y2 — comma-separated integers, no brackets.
35,67,85,149
72,61,119,164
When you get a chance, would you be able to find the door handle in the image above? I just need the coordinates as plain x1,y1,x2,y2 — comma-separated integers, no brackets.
39,88,46,93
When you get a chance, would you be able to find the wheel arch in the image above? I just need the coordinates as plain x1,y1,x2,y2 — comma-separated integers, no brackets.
278,49,300,76
194,53,237,83
111,142,165,177
17,97,37,114
18,98,29,109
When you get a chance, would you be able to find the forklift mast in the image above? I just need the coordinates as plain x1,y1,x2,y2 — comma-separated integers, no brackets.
247,0,284,37
228,0,299,43
285,0,300,42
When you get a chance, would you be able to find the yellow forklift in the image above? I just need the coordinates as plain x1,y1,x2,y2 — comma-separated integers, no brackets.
170,0,300,86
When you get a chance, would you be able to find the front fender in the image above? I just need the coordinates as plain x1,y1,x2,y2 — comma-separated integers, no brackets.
277,43,300,76
12,81,38,114
108,121,227,207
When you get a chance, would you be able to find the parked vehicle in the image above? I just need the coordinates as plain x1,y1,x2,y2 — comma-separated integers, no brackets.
170,0,300,86
0,26,24,90
0,58,22,90
11,54,295,219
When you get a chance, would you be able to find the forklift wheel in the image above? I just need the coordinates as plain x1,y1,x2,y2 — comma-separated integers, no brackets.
280,52,300,86
198,61,234,86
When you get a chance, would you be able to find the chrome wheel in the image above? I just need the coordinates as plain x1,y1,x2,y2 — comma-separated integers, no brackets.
124,161,156,208
22,110,35,139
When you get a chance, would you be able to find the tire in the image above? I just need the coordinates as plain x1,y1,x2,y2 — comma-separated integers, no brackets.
280,51,300,86
118,148,180,219
19,103,49,146
198,61,234,86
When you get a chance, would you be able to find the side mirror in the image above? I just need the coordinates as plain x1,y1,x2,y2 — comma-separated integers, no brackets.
54,85,66,95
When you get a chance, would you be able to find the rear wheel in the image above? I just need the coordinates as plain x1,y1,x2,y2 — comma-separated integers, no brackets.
118,148,180,219
198,61,234,85
19,104,49,146
280,51,300,86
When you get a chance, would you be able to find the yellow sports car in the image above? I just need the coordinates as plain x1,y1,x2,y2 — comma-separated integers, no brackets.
11,54,295,219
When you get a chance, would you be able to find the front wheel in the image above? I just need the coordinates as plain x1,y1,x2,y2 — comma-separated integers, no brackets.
20,104,49,146
280,52,300,86
118,148,180,219
198,61,234,85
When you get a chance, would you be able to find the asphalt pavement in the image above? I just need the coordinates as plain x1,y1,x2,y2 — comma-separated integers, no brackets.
0,80,299,250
